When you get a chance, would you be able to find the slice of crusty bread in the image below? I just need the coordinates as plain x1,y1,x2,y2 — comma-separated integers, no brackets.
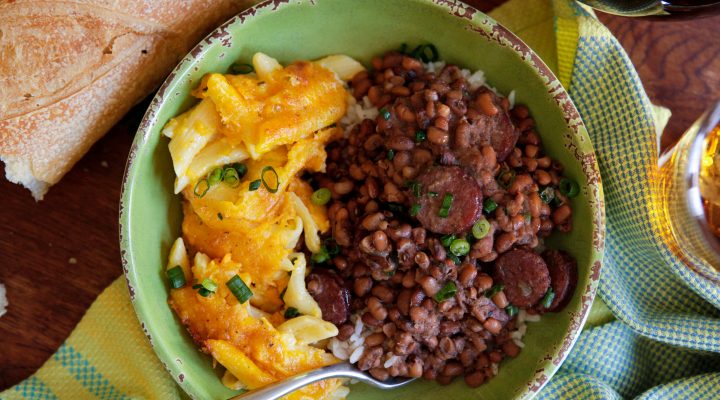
0,0,253,200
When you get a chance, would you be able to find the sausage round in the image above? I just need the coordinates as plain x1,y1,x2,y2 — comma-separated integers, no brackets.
541,250,578,312
306,268,350,325
466,89,520,161
415,166,483,234
493,248,550,308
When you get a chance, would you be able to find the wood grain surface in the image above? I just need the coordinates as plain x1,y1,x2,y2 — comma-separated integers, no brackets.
1,1,719,390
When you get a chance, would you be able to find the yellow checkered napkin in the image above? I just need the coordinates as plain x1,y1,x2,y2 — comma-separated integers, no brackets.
3,1,720,399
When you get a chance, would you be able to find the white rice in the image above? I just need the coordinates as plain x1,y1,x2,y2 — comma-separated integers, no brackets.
349,345,366,364
491,363,499,376
383,354,401,369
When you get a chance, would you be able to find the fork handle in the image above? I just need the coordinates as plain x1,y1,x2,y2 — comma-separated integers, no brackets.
227,362,361,400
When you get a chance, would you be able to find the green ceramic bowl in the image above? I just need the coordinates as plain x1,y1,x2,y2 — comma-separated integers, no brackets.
120,0,605,399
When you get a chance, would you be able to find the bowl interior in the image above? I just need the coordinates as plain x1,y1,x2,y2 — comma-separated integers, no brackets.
120,1,604,399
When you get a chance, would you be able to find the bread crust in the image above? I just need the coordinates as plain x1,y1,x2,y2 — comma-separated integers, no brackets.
0,0,251,199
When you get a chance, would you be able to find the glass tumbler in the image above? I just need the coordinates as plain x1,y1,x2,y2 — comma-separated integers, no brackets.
658,101,720,279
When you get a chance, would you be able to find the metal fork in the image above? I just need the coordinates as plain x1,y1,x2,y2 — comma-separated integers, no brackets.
228,362,415,400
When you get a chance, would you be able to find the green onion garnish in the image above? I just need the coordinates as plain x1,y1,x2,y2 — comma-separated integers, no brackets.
192,284,212,297
449,238,470,256
227,274,253,303
428,191,439,197
505,305,519,317
409,181,422,198
380,108,391,121
284,307,300,319
524,213,532,223
217,213,223,221
484,284,504,298
311,247,330,264
472,218,491,239
440,234,456,248
438,193,454,218
559,178,579,198
201,278,218,292
411,44,440,63
166,266,185,289
229,63,254,74
410,203,421,217
541,288,555,308
311,188,332,205
387,203,404,214
208,167,224,186
387,149,395,160
434,281,457,302
415,130,426,142
222,167,240,188
261,166,280,193
230,163,248,179
194,179,210,197
249,179,261,191
448,253,461,265
497,170,516,189
483,198,498,213
539,186,555,204
324,239,340,256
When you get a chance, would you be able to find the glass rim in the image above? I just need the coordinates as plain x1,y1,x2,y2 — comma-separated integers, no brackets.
685,100,720,256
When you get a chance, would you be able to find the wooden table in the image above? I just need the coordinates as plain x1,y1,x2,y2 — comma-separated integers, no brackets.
1,2,719,390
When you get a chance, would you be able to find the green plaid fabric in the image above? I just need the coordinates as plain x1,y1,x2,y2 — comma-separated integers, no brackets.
514,1,720,398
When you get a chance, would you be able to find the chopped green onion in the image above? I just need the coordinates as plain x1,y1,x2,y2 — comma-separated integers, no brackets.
428,191,439,198
539,186,555,204
472,218,491,239
505,305,519,317
311,188,332,205
408,181,422,198
324,239,340,256
484,284,504,298
249,179,261,191
387,203,404,214
438,193,454,218
217,213,223,221
194,179,210,197
483,198,498,213
440,234,456,248
229,63,254,74
230,163,248,179
201,278,218,292
434,281,457,302
227,274,253,303
284,307,300,319
311,247,330,264
497,170,516,189
208,167,224,186
410,203,421,217
541,288,555,308
166,266,186,289
449,238,470,256
387,149,395,160
261,166,280,193
192,283,212,297
380,108,391,121
222,167,240,188
411,44,440,63
448,253,461,265
415,130,426,142
559,178,579,198
523,213,532,223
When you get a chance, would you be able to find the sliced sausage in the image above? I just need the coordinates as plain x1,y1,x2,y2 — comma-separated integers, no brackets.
415,166,483,234
541,250,578,312
493,248,550,308
306,268,350,325
465,89,520,161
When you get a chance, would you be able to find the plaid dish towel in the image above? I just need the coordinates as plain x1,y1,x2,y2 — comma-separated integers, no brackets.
3,0,720,399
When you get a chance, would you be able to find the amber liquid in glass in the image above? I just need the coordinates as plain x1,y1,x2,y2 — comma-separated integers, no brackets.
699,123,720,239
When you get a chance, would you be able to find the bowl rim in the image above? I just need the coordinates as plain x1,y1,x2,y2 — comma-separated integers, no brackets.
119,0,606,398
